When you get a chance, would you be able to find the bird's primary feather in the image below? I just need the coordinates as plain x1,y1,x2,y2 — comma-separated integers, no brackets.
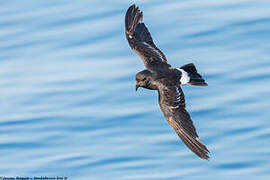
158,85,209,159
125,4,168,69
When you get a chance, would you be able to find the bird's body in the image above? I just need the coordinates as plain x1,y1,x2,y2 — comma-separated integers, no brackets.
125,5,209,159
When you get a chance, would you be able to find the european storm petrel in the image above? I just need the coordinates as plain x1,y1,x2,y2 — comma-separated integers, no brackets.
125,5,210,159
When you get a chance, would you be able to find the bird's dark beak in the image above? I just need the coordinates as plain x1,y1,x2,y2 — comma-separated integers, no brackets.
136,84,140,91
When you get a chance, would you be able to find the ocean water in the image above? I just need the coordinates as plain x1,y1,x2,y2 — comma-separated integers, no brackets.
1,0,270,179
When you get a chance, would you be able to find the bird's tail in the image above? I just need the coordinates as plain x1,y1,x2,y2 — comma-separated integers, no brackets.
179,63,208,86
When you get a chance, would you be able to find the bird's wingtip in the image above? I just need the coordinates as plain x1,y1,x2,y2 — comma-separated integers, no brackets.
195,137,210,160
125,4,143,35
127,4,137,12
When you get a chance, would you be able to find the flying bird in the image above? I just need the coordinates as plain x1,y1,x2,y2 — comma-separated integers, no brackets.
125,5,210,159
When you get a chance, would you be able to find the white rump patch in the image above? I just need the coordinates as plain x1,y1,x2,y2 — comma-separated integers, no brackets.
178,68,190,85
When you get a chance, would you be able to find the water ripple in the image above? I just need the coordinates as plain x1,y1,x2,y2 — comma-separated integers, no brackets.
1,0,270,179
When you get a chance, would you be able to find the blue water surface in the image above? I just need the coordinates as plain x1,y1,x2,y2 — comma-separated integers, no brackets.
1,0,270,179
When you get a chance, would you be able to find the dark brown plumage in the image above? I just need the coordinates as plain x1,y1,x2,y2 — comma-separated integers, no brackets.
125,4,209,159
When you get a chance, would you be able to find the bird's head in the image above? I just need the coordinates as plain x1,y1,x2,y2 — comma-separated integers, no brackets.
135,70,153,91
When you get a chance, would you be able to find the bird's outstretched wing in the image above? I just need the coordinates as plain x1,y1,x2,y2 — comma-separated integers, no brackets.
125,4,168,69
158,85,209,159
